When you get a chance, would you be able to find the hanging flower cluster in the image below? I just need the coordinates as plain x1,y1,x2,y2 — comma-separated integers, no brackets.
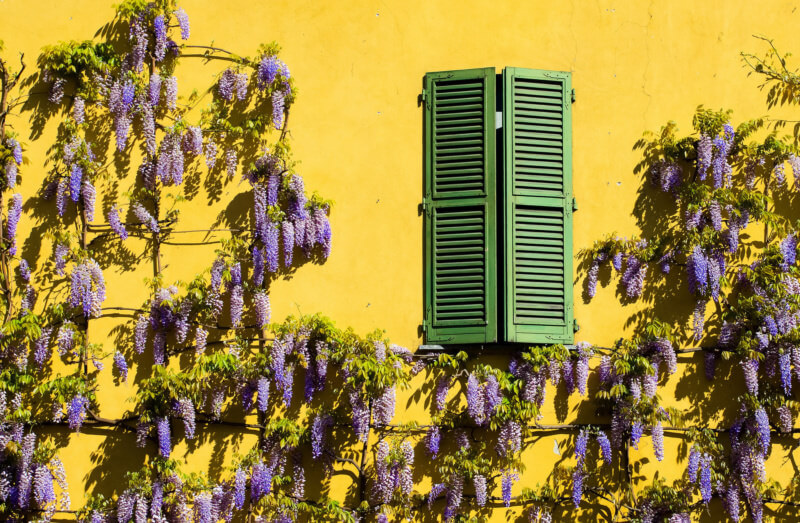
0,425,70,519
595,323,677,459
245,152,332,281
67,258,106,318
570,427,612,507
373,437,414,508
133,285,192,364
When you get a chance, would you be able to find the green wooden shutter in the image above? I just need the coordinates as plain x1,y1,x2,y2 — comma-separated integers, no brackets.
502,67,574,344
423,68,497,344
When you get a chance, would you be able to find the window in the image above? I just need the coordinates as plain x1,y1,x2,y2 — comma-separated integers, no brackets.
422,67,575,346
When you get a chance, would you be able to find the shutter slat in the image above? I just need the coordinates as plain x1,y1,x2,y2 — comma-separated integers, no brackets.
517,281,564,289
515,274,563,282
516,267,564,276
437,139,483,147
436,148,483,157
435,110,483,119
515,145,562,154
436,102,483,110
433,222,483,230
435,84,482,94
435,130,483,139
515,101,563,111
438,154,483,163
436,96,483,106
434,167,484,176
435,119,484,128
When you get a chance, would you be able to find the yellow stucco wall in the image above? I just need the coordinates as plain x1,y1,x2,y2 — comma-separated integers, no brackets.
1,0,799,521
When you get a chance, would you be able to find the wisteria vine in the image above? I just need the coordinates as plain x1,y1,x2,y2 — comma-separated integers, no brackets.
4,6,800,523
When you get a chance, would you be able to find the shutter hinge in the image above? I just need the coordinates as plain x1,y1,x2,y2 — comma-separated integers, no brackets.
422,199,433,217
572,197,578,212
573,319,580,332
419,90,429,108
422,306,432,336
571,89,576,103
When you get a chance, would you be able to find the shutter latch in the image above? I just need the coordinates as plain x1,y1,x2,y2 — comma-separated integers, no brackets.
571,89,576,103
572,198,578,212
573,319,580,332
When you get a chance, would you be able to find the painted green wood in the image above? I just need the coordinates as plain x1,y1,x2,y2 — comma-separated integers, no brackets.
423,68,498,344
502,67,574,344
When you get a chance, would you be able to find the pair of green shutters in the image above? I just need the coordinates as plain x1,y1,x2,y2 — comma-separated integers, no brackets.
423,67,574,345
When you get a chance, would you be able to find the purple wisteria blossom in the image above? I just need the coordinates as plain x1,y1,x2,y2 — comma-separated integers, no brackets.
177,398,195,440
165,76,178,110
149,74,162,106
5,160,17,189
699,454,713,503
68,259,106,318
264,221,279,272
587,258,600,298
218,69,235,101
781,234,797,269
374,386,395,424
630,421,644,449
697,134,712,179
108,205,128,240
597,431,612,464
175,8,190,39
502,469,518,507
474,474,487,507
426,425,440,457
235,72,248,100
257,55,282,88
282,220,294,267
113,351,128,382
233,468,246,509
68,395,89,431
18,258,30,281
157,416,171,457
133,202,159,233
466,373,486,425
652,421,664,461
6,193,22,255
272,89,285,129
73,96,85,124
154,15,167,61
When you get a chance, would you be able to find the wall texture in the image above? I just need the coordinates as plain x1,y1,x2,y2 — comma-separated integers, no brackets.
1,0,799,521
